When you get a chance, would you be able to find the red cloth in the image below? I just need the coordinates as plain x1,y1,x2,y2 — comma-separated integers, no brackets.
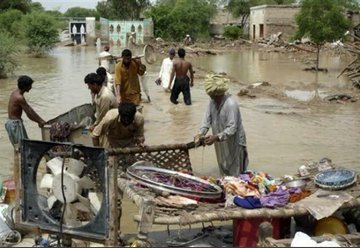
233,217,290,247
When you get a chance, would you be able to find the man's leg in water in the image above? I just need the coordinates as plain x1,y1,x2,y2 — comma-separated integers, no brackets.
170,79,181,104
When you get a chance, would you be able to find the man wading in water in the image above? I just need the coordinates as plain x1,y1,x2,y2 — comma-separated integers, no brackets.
5,75,46,150
168,48,194,105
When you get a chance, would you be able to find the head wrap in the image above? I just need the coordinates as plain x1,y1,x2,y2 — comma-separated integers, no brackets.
204,74,229,96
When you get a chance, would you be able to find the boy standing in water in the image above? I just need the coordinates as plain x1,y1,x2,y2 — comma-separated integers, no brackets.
5,75,45,150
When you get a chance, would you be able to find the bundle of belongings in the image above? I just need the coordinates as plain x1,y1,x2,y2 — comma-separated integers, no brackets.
220,171,311,209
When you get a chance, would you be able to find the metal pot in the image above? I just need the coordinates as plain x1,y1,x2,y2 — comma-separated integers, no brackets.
284,179,307,190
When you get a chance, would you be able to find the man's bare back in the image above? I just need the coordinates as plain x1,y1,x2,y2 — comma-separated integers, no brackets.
8,89,26,120
169,49,194,89
7,76,45,127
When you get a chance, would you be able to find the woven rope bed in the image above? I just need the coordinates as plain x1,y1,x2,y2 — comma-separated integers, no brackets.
107,142,360,236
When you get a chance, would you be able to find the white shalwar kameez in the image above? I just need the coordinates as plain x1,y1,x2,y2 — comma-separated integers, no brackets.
158,57,174,90
199,94,248,176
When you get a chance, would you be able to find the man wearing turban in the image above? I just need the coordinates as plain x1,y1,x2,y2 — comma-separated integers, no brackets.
197,74,248,176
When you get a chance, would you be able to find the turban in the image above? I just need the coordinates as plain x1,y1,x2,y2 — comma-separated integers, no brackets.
204,74,229,96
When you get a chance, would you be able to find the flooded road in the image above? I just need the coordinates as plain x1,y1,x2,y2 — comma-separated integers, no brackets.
1,46,359,179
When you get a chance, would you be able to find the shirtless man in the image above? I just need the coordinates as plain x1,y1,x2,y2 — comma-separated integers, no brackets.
168,48,194,105
5,75,46,149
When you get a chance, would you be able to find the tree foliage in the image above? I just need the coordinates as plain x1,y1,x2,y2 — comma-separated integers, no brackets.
96,0,151,20
0,0,31,14
22,12,59,56
294,0,351,70
223,25,243,39
64,7,99,20
0,9,25,39
30,2,45,12
145,0,217,41
0,31,20,78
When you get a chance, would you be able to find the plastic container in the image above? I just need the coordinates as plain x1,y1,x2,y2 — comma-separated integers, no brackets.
3,178,16,204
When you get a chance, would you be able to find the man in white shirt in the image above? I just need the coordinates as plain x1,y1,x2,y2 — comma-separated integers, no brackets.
98,45,112,72
156,48,176,92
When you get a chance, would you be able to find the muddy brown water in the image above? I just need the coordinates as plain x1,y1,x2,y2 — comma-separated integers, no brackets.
0,46,359,233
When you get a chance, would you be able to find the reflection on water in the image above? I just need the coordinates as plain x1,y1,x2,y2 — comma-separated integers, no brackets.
0,46,359,180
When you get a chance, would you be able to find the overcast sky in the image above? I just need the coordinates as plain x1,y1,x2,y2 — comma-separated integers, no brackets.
35,0,100,12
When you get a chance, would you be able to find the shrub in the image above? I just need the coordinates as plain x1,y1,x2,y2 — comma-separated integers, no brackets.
223,25,242,40
0,9,25,40
22,12,59,56
0,31,19,78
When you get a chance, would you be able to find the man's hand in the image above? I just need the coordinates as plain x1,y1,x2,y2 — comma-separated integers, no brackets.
89,124,95,132
190,81,194,87
204,135,219,146
38,121,46,128
136,137,145,148
116,95,122,104
194,134,205,146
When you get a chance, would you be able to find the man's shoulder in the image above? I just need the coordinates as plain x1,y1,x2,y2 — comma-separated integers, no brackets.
134,112,144,123
225,95,239,107
11,90,25,102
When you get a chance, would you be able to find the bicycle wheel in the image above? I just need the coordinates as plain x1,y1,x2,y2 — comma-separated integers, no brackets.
126,163,223,199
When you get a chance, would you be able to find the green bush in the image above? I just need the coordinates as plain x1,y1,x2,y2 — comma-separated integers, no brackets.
0,31,19,78
22,12,59,56
145,0,216,41
0,9,25,40
223,25,242,40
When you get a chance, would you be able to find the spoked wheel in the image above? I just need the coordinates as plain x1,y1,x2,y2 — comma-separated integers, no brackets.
126,163,223,199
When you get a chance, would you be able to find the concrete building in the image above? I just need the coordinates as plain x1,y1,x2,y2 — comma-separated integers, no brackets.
249,5,300,41
210,8,246,36
69,17,96,45
99,18,154,50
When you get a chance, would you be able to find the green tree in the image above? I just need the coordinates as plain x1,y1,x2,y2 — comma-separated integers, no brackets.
0,31,20,78
145,0,217,41
64,7,99,20
0,0,31,14
294,0,351,70
96,0,151,20
223,25,243,39
22,12,59,56
30,2,45,12
0,9,25,39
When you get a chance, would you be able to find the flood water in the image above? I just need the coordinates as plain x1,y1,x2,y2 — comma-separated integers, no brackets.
1,46,359,177
1,45,359,234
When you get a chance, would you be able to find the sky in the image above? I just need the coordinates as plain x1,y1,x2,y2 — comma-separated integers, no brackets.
35,0,100,13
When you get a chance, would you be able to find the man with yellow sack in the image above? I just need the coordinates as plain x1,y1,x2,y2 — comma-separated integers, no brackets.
196,74,248,176
114,49,146,105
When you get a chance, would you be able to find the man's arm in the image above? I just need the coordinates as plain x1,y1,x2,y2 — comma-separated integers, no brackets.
92,136,100,147
134,114,145,147
189,63,194,87
94,96,112,127
216,104,238,141
20,98,45,127
158,59,165,79
168,64,176,90
114,63,122,103
91,111,111,147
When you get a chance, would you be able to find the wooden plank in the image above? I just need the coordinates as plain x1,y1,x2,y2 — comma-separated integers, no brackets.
105,155,119,246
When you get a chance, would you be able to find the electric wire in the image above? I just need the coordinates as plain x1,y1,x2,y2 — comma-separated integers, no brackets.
58,144,75,246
